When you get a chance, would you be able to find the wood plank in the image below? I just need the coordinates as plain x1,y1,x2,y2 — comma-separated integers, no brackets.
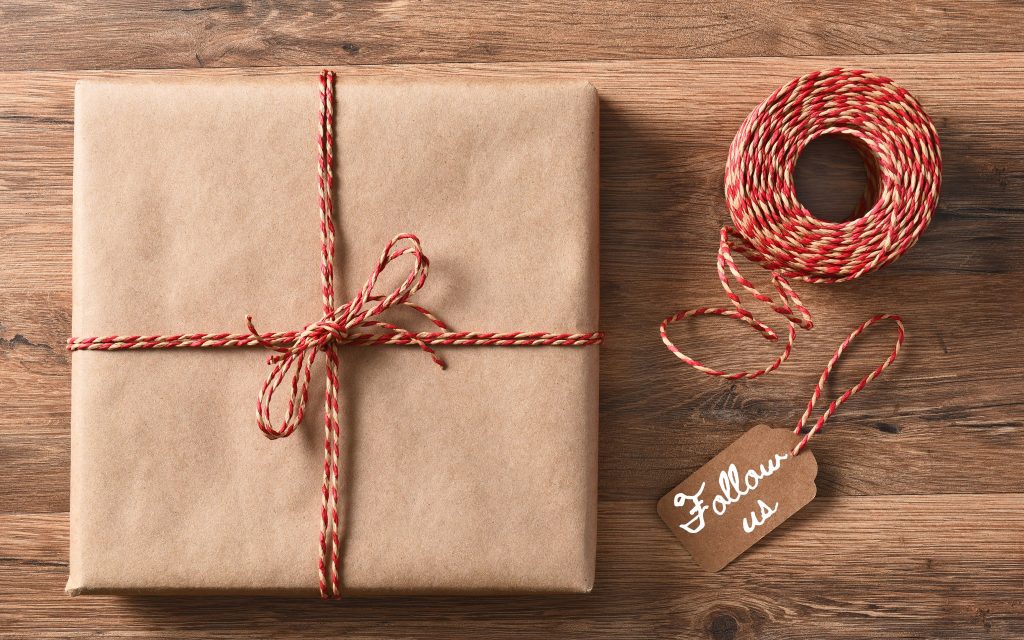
2,498,1022,638
0,17,1021,638
2,2,1024,72
1,55,1022,504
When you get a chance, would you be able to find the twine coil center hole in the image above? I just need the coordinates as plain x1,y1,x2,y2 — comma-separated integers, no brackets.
794,133,879,224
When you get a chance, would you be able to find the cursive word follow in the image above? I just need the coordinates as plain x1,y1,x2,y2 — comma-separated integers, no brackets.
673,452,787,535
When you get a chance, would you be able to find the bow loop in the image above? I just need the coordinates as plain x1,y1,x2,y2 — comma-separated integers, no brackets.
351,233,430,324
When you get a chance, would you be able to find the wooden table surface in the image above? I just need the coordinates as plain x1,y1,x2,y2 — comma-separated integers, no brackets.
2,3,1023,638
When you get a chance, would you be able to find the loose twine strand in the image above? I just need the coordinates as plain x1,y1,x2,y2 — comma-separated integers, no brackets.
67,69,603,598
660,68,940,455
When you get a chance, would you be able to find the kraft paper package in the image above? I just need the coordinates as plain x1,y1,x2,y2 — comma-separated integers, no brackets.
68,74,600,595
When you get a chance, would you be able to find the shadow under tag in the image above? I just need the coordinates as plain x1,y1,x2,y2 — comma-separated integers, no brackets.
657,425,818,572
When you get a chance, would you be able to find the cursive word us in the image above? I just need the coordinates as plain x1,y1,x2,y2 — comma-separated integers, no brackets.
673,452,787,535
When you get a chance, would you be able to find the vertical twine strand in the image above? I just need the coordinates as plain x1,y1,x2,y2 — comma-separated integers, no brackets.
317,69,341,600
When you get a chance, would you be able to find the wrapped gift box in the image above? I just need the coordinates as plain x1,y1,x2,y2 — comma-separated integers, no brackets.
67,73,600,595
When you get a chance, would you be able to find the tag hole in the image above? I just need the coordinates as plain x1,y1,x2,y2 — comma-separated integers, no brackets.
794,134,879,224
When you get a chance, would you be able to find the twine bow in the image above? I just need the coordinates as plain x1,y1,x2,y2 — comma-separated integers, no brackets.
245,233,447,440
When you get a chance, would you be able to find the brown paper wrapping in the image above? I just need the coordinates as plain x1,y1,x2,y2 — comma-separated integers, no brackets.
68,75,599,595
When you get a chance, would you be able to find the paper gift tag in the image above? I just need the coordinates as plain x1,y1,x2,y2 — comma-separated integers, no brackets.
658,424,818,571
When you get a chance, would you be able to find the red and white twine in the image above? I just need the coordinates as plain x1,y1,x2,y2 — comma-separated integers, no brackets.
68,70,603,598
660,68,940,453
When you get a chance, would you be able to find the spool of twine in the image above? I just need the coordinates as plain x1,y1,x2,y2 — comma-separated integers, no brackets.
660,68,940,451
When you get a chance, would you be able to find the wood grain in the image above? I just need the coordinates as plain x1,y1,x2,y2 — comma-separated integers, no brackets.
1,49,1023,639
3,497,1023,638
2,1,1024,72
3,55,1023,500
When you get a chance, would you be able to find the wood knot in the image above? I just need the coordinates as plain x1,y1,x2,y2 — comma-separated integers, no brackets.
708,612,739,640
875,421,901,434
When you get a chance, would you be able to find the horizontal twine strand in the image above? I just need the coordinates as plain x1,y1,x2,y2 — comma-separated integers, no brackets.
67,331,603,350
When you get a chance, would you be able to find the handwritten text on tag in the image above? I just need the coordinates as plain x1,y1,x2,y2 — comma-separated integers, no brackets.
657,425,817,572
